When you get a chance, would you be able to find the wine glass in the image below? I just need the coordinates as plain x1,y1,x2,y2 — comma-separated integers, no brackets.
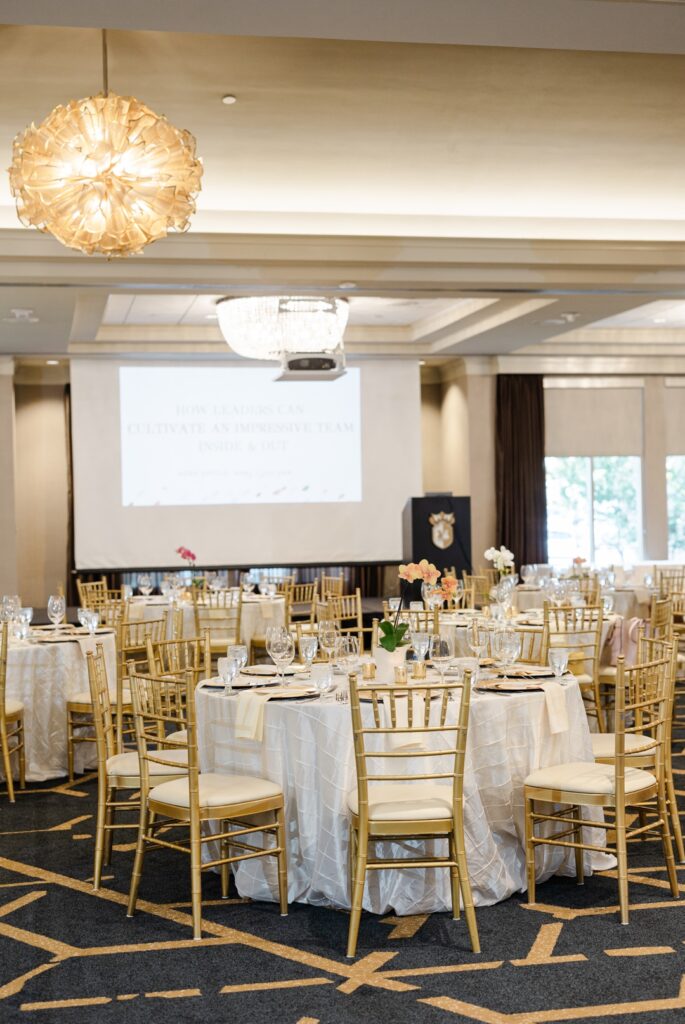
138,573,153,597
467,619,488,661
549,647,569,681
85,609,99,636
299,634,318,672
492,629,520,671
410,630,430,664
336,635,360,675
314,666,335,697
218,655,239,696
77,607,88,627
521,564,534,585
267,630,295,683
429,633,453,684
318,621,340,662
227,643,248,675
47,594,66,630
14,606,32,640
602,594,615,616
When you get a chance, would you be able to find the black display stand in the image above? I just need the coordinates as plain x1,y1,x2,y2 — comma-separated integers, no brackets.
402,496,472,575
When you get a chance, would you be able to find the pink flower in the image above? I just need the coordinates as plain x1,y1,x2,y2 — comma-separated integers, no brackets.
418,559,440,585
399,562,423,583
176,545,196,564
441,576,458,598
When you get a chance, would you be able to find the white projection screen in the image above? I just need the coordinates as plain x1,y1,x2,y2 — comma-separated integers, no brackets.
71,359,422,568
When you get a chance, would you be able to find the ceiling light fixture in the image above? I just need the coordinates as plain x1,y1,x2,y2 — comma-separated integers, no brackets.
9,29,203,257
46,359,59,365
216,295,349,361
3,307,39,323
338,282,357,290
221,94,238,105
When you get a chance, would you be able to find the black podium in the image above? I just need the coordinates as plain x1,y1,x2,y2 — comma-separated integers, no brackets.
402,496,472,575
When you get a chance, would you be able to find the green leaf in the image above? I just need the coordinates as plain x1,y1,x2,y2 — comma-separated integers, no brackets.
379,620,394,636
379,634,397,652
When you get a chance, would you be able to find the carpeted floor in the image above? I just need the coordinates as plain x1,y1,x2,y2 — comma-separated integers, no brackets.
2,722,685,1024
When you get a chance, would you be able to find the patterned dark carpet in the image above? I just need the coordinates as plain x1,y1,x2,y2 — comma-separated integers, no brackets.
2,720,685,1024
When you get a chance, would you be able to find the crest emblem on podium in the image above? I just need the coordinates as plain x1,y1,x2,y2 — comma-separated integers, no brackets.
429,510,455,550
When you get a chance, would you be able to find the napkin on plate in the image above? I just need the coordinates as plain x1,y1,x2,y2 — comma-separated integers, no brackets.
541,681,569,734
235,686,313,741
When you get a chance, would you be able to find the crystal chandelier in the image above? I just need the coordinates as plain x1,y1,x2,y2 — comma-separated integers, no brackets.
8,31,202,258
216,296,349,360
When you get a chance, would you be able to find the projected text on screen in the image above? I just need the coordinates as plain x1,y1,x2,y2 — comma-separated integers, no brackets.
119,366,362,507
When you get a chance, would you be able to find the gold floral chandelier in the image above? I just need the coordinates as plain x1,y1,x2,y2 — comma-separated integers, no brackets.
8,30,203,257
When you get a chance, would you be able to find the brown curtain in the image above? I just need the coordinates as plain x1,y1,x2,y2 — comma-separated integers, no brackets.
495,374,548,565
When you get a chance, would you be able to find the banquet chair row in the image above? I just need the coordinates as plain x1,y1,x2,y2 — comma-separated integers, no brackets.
0,621,25,802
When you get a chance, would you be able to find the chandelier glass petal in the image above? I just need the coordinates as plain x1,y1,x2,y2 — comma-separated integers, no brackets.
9,92,203,257
216,296,349,360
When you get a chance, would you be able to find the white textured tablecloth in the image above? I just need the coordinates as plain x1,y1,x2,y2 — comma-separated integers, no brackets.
514,586,653,620
128,595,285,648
4,630,118,781
196,672,600,915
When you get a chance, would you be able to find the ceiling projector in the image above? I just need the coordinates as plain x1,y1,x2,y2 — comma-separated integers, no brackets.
275,350,347,381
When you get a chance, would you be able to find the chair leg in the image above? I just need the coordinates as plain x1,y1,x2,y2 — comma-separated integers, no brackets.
190,817,203,940
66,709,75,784
1,722,15,803
572,805,584,885
275,807,288,916
127,802,150,917
103,787,116,865
593,680,606,733
346,829,368,959
17,719,25,790
454,808,480,954
615,803,629,925
665,767,685,863
220,823,230,900
448,831,460,920
656,787,680,899
524,794,536,905
93,774,108,891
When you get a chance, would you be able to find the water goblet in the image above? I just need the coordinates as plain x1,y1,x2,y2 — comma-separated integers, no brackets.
218,655,239,696
138,573,153,597
549,648,569,682
430,632,453,684
318,621,340,663
266,628,295,683
77,607,88,628
602,594,615,615
493,629,520,671
337,635,360,676
227,643,248,676
314,666,335,698
299,634,319,672
47,593,66,631
467,619,488,661
410,630,430,665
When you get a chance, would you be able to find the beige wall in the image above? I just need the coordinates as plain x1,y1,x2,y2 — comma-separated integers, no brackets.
0,359,18,595
14,383,69,605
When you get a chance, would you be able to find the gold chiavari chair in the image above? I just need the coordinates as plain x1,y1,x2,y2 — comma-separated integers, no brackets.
543,601,605,731
576,575,601,605
482,567,499,590
146,633,212,688
86,646,188,890
462,572,490,610
346,670,479,958
524,649,679,924
648,595,674,641
191,589,242,662
77,576,107,607
329,589,366,648
288,580,319,623
321,573,345,599
658,567,685,598
591,634,684,863
0,621,25,802
115,613,169,748
381,604,439,636
517,624,549,665
126,672,288,939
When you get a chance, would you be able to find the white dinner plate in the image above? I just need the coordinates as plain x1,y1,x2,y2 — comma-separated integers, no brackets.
240,663,308,677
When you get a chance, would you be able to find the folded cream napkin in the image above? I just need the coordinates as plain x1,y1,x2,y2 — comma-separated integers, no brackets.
541,681,569,734
382,693,428,752
235,686,312,741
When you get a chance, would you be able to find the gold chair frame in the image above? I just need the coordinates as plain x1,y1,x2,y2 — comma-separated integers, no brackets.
0,621,25,802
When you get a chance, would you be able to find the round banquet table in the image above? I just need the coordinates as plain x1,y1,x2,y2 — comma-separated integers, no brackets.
127,594,286,648
3,627,118,782
514,585,654,620
196,668,602,916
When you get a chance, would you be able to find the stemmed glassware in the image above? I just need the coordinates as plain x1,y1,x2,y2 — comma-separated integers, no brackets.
137,573,153,596
47,593,66,631
549,647,569,681
602,594,615,616
299,634,318,673
429,633,453,684
1,595,20,622
410,630,430,666
492,629,520,671
266,626,295,683
227,643,248,678
422,582,444,611
335,635,360,676
218,655,239,696
14,606,33,640
467,618,488,661
318,621,340,663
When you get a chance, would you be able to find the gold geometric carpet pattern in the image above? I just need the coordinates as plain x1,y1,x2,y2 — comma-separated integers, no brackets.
2,753,685,1022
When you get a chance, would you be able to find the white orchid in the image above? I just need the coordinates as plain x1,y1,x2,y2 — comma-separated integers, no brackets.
484,545,515,573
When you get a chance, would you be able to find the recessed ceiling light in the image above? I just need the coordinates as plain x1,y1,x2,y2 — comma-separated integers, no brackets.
221,94,238,105
3,307,39,323
418,360,426,366
338,282,357,290
46,359,59,365
653,317,667,324
205,313,218,320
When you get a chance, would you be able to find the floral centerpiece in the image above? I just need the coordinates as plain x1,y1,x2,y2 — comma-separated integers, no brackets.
484,545,515,576
379,558,448,652
175,546,203,588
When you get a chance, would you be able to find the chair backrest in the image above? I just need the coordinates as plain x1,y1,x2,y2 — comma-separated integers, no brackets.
516,624,549,665
657,567,685,597
128,672,196,804
648,596,673,641
576,575,601,604
613,642,673,793
145,632,211,686
348,671,472,826
329,589,364,643
77,576,107,607
97,598,129,628
462,573,489,609
543,602,604,681
481,567,499,589
119,614,168,676
321,573,344,599
288,581,319,623
192,588,242,647
86,643,117,765
381,604,439,635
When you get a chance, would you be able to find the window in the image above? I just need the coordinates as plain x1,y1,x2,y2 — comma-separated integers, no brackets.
667,455,685,560
545,456,642,566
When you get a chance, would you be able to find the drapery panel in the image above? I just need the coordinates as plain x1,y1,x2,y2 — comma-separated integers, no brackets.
495,374,548,565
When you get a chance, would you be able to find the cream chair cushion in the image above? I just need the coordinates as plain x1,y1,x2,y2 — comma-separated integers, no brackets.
598,665,617,682
69,689,131,706
525,761,655,796
5,698,24,718
165,729,188,745
591,732,656,759
150,772,282,809
106,747,188,786
347,782,454,821
573,673,594,686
